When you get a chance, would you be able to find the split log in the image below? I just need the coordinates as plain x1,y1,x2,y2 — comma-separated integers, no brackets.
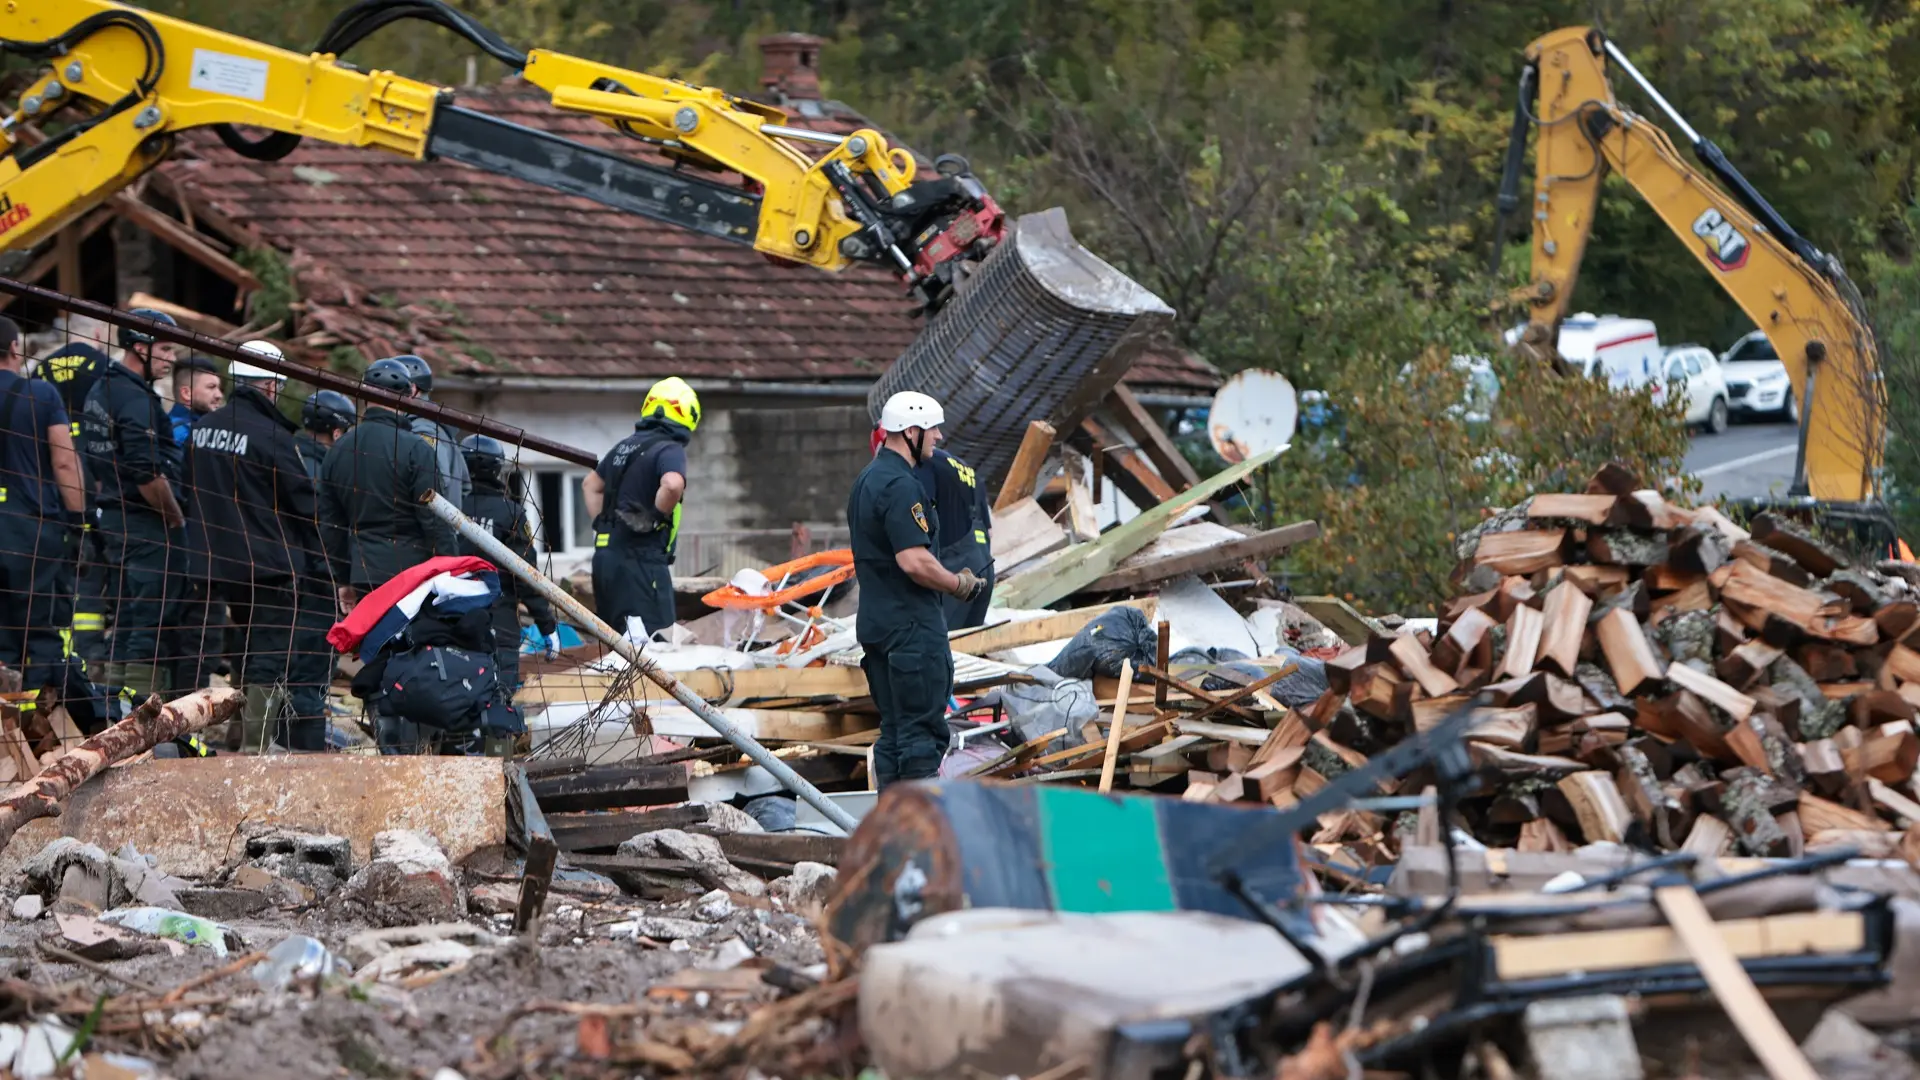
1797,739,1847,796
1731,540,1813,587
1868,780,1920,828
1475,529,1567,575
1518,818,1574,853
0,688,243,855
1554,771,1633,844
1644,564,1707,593
1886,644,1920,685
1848,690,1915,730
1793,643,1856,683
1842,731,1920,784
1499,605,1545,679
1563,565,1631,597
1716,640,1784,690
1588,530,1670,567
1492,576,1538,620
1669,525,1732,576
1466,703,1537,749
1537,582,1593,677
1874,601,1919,642
1431,607,1497,674
1594,607,1665,695
1527,494,1618,524
1827,569,1892,615
1324,646,1369,696
1750,513,1847,578
1586,462,1643,496
1411,694,1473,733
1620,490,1695,531
1648,579,1714,624
1388,634,1458,697
1665,663,1756,722
1905,825,1920,873
1469,745,1588,779
1797,792,1885,835
1681,815,1734,859
1244,746,1304,800
1351,665,1413,723
1718,769,1799,856
1616,744,1684,848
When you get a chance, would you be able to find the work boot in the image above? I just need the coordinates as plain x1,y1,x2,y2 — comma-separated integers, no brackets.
234,684,275,754
120,663,166,702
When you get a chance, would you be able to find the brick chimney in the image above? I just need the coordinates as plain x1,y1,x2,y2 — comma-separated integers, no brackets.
759,32,825,102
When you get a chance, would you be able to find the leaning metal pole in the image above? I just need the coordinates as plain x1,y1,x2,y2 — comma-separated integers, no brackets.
423,493,861,832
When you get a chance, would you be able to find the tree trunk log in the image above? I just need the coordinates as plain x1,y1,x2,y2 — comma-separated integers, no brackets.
0,688,244,855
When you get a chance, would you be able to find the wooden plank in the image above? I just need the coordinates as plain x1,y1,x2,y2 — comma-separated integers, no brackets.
712,831,844,869
1499,605,1545,679
1595,606,1665,695
550,805,711,852
990,497,1070,570
1490,910,1865,982
1537,581,1593,677
1474,529,1567,575
1083,521,1320,593
952,599,1156,658
1107,384,1203,490
1293,596,1376,647
110,192,263,292
1527,493,1619,524
1080,415,1177,506
994,448,1281,610
506,764,556,935
1098,661,1136,794
1064,467,1100,543
529,763,691,813
1174,719,1270,746
520,666,870,707
1651,885,1824,1080
995,420,1057,510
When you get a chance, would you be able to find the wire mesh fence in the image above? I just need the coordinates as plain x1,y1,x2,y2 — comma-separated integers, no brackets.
0,280,811,770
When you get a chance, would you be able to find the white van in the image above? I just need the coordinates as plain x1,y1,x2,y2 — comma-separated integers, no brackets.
1553,313,1663,390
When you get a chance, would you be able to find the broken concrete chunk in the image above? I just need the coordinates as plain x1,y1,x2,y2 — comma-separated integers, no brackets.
21,838,186,914
617,829,765,897
10,895,40,921
607,915,713,941
244,829,352,896
769,862,838,914
230,865,315,907
699,802,768,835
336,829,463,926
466,882,522,917
695,889,735,922
341,923,510,969
1522,995,1643,1080
693,936,756,971
1801,1009,1920,1080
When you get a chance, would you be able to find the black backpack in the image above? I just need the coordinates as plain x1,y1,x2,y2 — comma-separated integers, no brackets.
375,643,521,734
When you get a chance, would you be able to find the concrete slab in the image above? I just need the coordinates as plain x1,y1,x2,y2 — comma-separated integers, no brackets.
0,756,505,880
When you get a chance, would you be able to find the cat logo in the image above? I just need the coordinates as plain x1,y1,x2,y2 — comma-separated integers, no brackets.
1691,208,1750,272
911,502,929,534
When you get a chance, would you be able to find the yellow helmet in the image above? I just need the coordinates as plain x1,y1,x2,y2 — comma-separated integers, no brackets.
641,376,701,433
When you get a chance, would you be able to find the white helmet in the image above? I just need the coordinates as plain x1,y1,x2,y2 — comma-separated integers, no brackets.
878,391,945,433
230,340,287,382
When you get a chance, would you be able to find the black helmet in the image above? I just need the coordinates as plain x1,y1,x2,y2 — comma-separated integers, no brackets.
174,353,220,375
119,309,177,349
364,357,416,394
392,353,433,395
303,389,358,433
460,433,508,483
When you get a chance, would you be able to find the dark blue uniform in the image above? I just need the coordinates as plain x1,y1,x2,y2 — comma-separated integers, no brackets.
0,371,77,697
847,448,954,788
590,417,688,638
80,362,183,694
461,476,557,692
38,343,111,669
914,449,994,629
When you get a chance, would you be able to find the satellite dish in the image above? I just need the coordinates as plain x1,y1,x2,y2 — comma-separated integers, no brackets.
1208,369,1296,463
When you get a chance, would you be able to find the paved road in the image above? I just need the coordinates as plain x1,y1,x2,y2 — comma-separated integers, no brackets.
1685,417,1798,500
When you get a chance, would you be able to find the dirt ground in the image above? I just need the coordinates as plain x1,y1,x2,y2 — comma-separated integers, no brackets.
0,865,845,1080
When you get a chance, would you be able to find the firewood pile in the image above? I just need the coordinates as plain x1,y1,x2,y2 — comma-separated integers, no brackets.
1236,464,1920,868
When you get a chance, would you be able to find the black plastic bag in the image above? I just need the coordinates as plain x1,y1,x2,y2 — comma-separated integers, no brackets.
1045,605,1158,679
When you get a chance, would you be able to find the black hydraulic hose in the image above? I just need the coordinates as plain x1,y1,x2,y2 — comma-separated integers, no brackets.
1489,64,1534,277
215,0,528,162
3,10,165,171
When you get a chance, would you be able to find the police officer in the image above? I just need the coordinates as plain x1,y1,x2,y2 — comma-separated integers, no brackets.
81,311,186,699
846,392,983,787
169,354,223,446
185,345,328,751
391,355,470,504
317,357,459,613
915,447,994,629
296,390,357,481
0,317,87,715
54,311,173,672
582,377,697,640
459,435,561,694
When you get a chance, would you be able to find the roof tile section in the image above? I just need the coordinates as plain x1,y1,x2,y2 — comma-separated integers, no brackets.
161,82,1218,391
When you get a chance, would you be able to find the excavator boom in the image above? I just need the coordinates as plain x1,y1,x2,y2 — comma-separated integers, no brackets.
1504,26,1883,504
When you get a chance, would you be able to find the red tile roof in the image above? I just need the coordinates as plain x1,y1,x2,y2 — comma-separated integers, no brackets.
160,81,1219,392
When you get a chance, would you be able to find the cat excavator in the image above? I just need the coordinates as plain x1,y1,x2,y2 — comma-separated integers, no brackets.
1496,26,1886,511
0,0,1174,483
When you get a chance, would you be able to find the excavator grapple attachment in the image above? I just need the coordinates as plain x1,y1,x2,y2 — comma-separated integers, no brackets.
872,208,1175,487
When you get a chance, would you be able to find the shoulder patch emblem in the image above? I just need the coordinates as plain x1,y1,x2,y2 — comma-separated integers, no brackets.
911,501,929,534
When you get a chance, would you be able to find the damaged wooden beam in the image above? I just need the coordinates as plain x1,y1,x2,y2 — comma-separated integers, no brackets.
506,763,557,935
995,420,1057,510
529,763,691,814
1083,521,1320,593
549,805,712,853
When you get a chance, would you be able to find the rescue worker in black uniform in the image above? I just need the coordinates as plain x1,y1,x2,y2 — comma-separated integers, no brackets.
392,355,470,504
846,392,983,788
296,390,357,481
185,345,328,751
0,317,87,719
52,311,170,673
582,377,697,640
914,447,994,629
164,353,227,694
81,311,186,700
458,435,561,694
317,357,458,611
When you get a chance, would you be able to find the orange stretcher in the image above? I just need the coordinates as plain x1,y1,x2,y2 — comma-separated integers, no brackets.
700,549,856,611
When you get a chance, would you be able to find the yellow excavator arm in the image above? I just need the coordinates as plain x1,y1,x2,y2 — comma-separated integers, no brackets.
1500,26,1883,504
0,0,1006,310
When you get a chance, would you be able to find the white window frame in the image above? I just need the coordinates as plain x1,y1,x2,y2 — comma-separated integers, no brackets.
528,466,596,555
